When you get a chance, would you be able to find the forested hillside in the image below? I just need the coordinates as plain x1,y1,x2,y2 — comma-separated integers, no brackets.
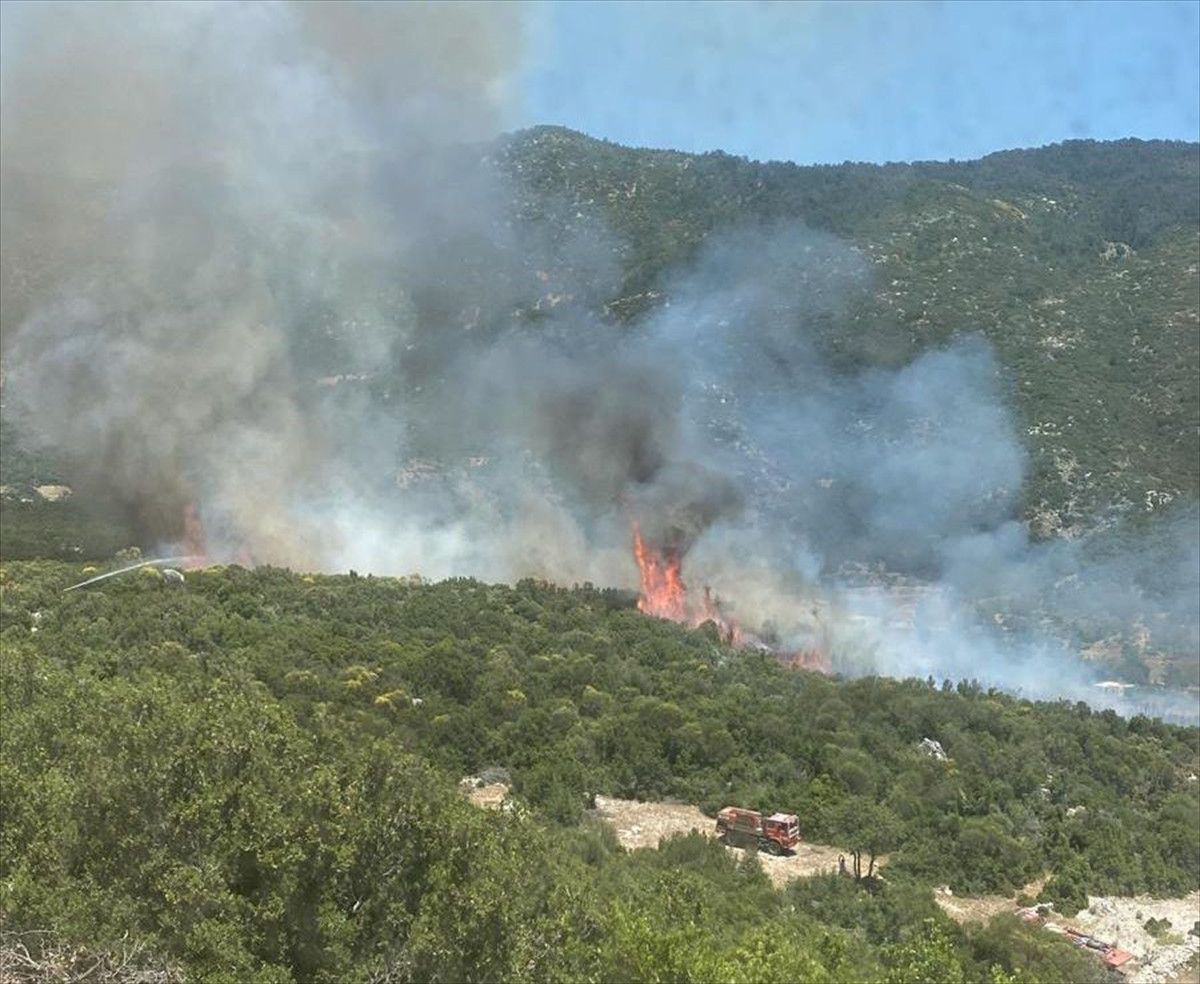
485,130,1199,538
3,132,1198,983
4,134,1197,555
2,563,1197,981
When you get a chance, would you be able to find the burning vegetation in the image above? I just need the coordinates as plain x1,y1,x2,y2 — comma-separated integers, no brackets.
2,0,1193,712
181,504,208,568
631,526,689,623
179,503,256,570
632,525,740,644
632,524,830,672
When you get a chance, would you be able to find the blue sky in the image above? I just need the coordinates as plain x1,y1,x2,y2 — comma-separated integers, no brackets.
520,0,1200,165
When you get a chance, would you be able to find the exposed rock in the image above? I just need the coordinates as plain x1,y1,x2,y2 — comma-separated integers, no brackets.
918,737,949,761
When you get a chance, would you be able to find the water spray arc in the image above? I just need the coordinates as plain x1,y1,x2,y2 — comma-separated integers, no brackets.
63,557,202,593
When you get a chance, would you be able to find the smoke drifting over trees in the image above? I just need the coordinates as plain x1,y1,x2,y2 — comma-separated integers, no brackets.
2,2,1195,711
1,0,523,563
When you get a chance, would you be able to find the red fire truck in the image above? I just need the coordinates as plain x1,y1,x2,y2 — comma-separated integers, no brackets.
715,806,801,855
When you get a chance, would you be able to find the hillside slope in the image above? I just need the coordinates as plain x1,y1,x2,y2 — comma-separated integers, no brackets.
4,134,1196,553
2,562,1196,981
485,129,1199,537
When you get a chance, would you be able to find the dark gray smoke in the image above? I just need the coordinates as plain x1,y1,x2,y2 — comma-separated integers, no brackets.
648,225,1197,715
1,0,524,564
2,3,1194,714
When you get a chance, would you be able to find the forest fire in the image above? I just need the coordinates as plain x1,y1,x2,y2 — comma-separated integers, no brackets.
632,527,688,622
631,526,742,646
777,646,833,675
182,503,208,568
181,503,256,568
631,524,828,671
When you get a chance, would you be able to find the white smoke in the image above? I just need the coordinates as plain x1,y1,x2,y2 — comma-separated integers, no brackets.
1,0,523,563
2,2,1194,716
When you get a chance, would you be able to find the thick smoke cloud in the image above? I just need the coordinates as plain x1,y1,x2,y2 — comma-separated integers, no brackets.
642,223,1197,717
1,0,523,564
2,3,1194,716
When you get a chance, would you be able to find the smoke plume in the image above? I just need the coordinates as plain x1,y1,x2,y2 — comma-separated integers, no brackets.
2,2,1194,717
1,0,523,565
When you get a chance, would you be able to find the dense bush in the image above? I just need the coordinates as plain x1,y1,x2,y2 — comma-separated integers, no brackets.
2,562,1196,980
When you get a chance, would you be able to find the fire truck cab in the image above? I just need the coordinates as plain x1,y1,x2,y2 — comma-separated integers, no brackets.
715,806,800,855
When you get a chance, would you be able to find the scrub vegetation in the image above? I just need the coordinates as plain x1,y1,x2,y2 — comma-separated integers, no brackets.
2,562,1195,982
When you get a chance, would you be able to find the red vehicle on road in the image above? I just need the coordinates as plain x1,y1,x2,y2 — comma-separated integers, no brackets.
715,806,800,855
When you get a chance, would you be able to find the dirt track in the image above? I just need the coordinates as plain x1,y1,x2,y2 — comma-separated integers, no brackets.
501,791,1197,981
592,795,860,889
594,796,1198,980
935,879,1047,925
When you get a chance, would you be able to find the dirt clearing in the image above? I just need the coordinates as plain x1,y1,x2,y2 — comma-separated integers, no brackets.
592,795,860,889
1069,894,1200,984
591,795,713,849
935,879,1046,925
460,777,510,810
939,884,1199,984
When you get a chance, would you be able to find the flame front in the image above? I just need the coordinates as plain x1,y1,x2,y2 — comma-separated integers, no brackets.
182,503,208,568
632,525,740,644
633,527,689,621
779,647,833,675
181,503,256,568
631,522,827,673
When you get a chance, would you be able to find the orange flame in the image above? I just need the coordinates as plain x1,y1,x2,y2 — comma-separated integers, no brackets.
181,503,257,568
697,586,745,647
631,522,829,673
632,525,741,644
182,503,208,568
633,527,689,622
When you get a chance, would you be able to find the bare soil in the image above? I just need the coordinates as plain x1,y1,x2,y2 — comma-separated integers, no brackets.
1070,894,1200,984
939,883,1200,984
480,789,1197,982
591,795,862,889
1165,952,1199,984
461,780,510,810
934,879,1047,925
591,795,711,849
